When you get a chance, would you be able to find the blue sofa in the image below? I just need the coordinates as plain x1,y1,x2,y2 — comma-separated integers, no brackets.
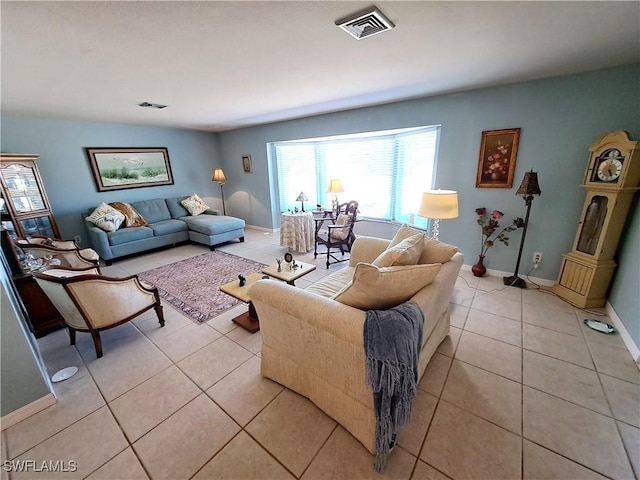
83,196,245,264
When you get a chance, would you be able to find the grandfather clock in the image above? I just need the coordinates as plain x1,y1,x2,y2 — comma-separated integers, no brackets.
552,131,640,308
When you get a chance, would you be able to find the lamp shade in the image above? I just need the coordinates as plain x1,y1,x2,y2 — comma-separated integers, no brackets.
326,179,345,194
212,168,226,184
296,191,308,202
418,190,459,219
516,170,541,197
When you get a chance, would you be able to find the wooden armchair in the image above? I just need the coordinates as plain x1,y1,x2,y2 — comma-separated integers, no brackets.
314,200,359,268
15,235,100,270
33,266,164,358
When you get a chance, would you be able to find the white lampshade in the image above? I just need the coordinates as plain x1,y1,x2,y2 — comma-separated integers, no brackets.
326,179,345,194
296,191,308,202
418,190,459,219
212,168,226,184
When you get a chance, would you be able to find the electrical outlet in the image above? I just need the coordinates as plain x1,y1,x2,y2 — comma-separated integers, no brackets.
532,252,543,267
74,235,81,245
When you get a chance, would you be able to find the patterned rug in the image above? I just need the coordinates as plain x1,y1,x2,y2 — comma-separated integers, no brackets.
138,251,267,323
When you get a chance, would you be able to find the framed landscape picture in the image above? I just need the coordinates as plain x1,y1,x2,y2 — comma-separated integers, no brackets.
85,147,174,192
475,128,520,188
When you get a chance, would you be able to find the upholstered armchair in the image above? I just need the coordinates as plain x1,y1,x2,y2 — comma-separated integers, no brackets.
15,235,100,270
33,266,164,358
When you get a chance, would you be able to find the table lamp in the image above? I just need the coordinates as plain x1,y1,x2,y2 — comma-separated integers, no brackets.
503,170,541,288
212,168,227,215
418,190,459,238
327,179,344,212
296,191,309,212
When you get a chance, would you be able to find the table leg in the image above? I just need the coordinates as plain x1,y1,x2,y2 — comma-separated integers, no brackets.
231,300,260,333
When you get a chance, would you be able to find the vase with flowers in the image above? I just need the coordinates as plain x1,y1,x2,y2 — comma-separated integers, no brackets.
473,207,524,277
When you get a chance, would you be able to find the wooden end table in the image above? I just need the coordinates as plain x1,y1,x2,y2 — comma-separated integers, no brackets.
262,260,316,285
219,272,265,333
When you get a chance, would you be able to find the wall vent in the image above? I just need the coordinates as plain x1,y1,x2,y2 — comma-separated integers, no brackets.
335,6,395,40
139,102,167,109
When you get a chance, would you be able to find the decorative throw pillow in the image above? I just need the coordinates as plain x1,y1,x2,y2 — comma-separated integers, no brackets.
391,224,458,264
180,194,209,216
372,233,424,267
85,203,125,232
109,202,148,228
333,262,442,310
330,213,352,240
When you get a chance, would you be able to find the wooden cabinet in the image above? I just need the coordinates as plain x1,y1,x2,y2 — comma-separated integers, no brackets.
0,154,64,337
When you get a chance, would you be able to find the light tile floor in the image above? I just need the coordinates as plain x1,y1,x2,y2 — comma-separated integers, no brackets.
3,228,639,479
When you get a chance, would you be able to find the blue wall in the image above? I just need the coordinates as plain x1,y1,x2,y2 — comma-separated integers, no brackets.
1,64,638,350
0,118,222,240
216,64,639,347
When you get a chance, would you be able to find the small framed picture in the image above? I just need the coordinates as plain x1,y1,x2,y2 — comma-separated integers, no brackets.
475,128,520,188
242,155,253,173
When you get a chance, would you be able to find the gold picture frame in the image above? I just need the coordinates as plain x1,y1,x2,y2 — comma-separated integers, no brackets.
242,154,253,173
86,147,174,192
475,128,520,188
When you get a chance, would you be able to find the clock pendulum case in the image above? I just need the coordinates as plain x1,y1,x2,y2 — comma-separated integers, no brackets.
552,131,640,308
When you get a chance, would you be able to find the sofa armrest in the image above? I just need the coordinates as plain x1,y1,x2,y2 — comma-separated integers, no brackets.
348,235,390,266
82,220,113,261
250,280,365,345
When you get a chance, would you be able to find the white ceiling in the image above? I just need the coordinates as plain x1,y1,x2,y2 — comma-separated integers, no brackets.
2,1,639,132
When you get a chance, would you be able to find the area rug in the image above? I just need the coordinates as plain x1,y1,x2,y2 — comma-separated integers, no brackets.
138,251,267,323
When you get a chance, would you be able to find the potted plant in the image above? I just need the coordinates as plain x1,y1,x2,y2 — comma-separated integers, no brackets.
473,208,524,277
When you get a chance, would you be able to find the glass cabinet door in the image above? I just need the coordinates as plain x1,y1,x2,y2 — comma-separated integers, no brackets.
1,164,46,213
0,155,60,240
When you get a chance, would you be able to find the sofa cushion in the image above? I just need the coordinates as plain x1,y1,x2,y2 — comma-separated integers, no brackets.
149,219,189,236
180,193,209,216
306,267,355,298
333,262,442,310
165,196,190,219
372,233,424,267
86,203,125,232
131,199,172,224
108,226,154,246
109,202,148,228
181,215,245,235
392,225,458,264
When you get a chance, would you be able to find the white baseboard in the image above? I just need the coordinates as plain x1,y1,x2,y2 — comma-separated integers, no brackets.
1,393,56,431
246,224,277,233
606,302,640,362
460,264,556,287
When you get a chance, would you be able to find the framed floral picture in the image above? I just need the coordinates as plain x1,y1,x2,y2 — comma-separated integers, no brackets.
475,128,520,188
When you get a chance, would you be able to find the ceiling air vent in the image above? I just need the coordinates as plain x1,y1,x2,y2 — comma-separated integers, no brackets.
139,102,167,109
335,6,395,40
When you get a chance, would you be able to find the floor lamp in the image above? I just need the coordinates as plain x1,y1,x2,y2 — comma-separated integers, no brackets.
212,168,227,215
418,190,459,238
503,170,541,288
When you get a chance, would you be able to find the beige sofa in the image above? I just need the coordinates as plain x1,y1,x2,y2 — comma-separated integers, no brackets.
249,232,463,454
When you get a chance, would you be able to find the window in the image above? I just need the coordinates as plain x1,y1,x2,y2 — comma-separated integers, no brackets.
271,125,440,228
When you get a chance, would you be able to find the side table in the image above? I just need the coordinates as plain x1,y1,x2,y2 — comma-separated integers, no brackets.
219,273,264,333
280,211,315,252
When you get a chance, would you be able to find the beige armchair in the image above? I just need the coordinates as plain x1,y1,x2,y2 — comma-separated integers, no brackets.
15,236,100,270
33,266,164,358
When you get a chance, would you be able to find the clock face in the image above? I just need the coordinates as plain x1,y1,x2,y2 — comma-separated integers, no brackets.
592,148,624,183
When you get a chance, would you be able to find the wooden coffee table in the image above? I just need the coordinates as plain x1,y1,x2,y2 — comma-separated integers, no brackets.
262,260,316,285
219,272,265,333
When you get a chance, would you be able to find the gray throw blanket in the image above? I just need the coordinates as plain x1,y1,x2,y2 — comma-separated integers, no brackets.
364,301,424,472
